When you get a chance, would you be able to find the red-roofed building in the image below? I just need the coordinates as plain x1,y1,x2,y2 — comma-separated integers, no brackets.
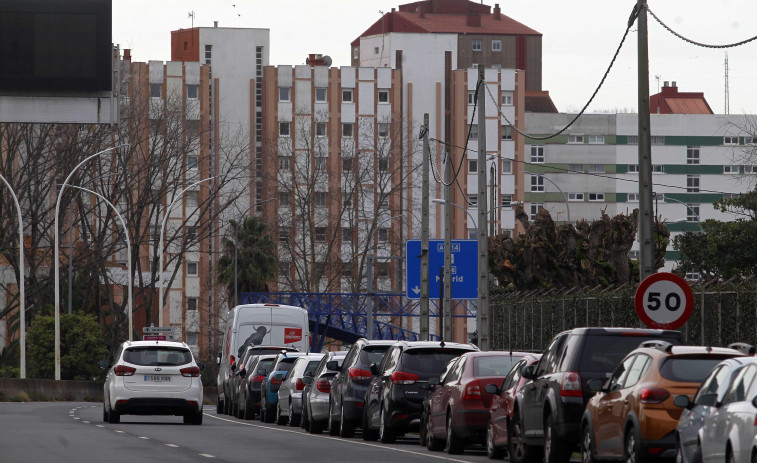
650,81,713,114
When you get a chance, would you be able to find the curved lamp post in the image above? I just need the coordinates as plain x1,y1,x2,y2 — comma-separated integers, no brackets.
67,185,133,342
158,176,217,326
538,175,571,223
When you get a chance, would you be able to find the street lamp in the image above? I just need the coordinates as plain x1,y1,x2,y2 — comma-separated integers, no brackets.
67,185,133,342
233,198,275,307
654,193,700,222
538,175,571,223
432,198,478,230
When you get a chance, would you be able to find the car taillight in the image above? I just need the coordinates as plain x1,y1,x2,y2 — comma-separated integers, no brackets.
391,371,419,385
640,388,670,404
348,367,372,381
181,366,200,377
271,376,283,386
463,380,482,400
251,375,265,382
316,378,331,393
560,372,582,397
296,378,305,391
230,355,236,367
114,365,136,376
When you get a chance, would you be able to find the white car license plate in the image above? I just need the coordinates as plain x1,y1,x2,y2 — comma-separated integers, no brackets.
144,375,171,382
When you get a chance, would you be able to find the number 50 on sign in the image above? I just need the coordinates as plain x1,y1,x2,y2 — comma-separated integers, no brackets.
634,272,694,330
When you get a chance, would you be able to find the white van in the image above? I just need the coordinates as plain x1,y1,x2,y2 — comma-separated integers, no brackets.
216,304,310,413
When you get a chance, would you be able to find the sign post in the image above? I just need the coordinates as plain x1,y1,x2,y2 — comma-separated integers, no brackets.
634,273,694,330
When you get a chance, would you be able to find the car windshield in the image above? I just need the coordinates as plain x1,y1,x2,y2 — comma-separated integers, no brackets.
275,358,297,373
578,335,679,372
660,357,733,382
256,359,275,375
400,348,472,377
360,346,390,366
473,355,522,377
304,360,320,375
123,347,193,366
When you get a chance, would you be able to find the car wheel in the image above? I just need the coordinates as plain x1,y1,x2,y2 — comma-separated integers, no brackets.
445,413,465,454
544,413,571,463
259,398,266,422
426,410,444,451
307,410,323,434
264,401,276,423
339,404,354,438
624,427,641,463
107,408,120,424
276,403,287,425
581,425,595,463
727,447,736,463
362,404,379,441
301,402,309,430
379,407,396,443
419,410,428,446
184,411,203,425
508,412,536,463
216,395,223,414
289,400,300,427
487,423,506,459
243,401,252,420
103,402,109,423
327,402,340,436
223,391,230,415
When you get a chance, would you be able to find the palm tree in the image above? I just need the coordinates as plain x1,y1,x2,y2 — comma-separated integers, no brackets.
217,216,277,304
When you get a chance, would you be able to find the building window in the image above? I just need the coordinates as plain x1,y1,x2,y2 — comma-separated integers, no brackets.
628,164,639,173
315,227,326,242
568,193,584,201
651,136,665,145
530,203,543,220
501,125,513,140
374,46,380,55
186,84,199,99
279,190,290,205
342,227,353,243
568,135,584,144
468,159,477,173
353,47,359,59
186,191,198,208
744,137,756,145
315,87,327,102
530,145,544,163
569,164,583,173
186,226,198,240
502,159,512,174
472,39,482,51
187,154,198,170
469,194,478,206
378,157,389,172
151,225,161,241
469,124,478,140
315,192,327,207
279,87,291,101
342,123,353,138
628,193,640,202
377,228,389,242
378,89,389,103
724,136,739,145
378,123,390,138
531,175,544,192
316,122,327,137
588,164,605,173
279,228,290,242
589,193,605,201
492,40,502,51
501,195,512,207
187,262,198,276
627,135,638,144
687,175,700,193
653,164,665,173
588,135,605,144
687,146,700,164
342,89,353,102
204,45,212,64
279,156,290,170
342,158,353,172
629,251,640,260
279,122,290,137
342,192,352,206
468,91,476,105
724,165,739,174
150,83,161,98
378,195,388,209
186,331,198,345
315,157,327,170
501,92,513,106
187,297,198,311
654,193,666,202
687,204,700,222
745,165,757,174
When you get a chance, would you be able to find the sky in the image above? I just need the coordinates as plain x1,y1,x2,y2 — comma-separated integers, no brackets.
113,0,757,115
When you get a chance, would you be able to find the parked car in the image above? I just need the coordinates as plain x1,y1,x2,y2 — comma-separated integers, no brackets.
510,327,683,463
101,340,204,425
228,345,262,416
422,351,527,454
362,340,479,443
581,342,742,463
276,354,324,426
327,339,395,438
237,354,278,420
260,352,309,423
674,356,755,463
696,356,757,463
301,350,347,434
485,353,542,460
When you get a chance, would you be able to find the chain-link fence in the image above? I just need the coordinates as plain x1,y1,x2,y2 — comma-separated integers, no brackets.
490,283,757,352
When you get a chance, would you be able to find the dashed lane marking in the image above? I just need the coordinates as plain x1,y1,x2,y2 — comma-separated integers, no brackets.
165,444,180,448
82,421,90,424
139,436,150,440
198,454,215,458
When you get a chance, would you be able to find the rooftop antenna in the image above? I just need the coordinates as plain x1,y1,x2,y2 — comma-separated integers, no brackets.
725,52,730,115
655,74,661,93
188,10,195,28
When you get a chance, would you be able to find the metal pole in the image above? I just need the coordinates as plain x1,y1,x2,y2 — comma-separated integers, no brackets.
540,176,571,223
68,207,73,315
421,115,430,341
367,256,374,340
439,266,445,341
234,225,238,307
490,163,496,236
636,0,655,280
476,65,490,351
443,145,452,342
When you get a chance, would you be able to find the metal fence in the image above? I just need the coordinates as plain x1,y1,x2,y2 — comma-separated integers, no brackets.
490,284,757,353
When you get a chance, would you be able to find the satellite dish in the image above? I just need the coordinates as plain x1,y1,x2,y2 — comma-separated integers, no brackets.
322,55,332,67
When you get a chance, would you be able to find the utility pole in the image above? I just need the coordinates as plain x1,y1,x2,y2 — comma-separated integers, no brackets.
476,64,490,350
420,114,430,341
636,0,655,281
490,163,496,236
443,144,452,342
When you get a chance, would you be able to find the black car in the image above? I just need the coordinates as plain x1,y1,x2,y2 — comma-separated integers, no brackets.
237,354,278,420
510,327,683,463
362,340,479,443
328,339,394,437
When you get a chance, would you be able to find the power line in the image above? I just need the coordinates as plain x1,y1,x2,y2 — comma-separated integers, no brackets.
647,6,757,49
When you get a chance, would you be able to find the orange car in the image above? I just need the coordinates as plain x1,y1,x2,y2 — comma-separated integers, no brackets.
580,341,742,463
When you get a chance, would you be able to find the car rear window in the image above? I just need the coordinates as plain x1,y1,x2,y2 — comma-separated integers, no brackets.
659,356,733,382
124,347,193,366
400,348,472,377
257,359,275,375
359,346,390,366
578,335,680,373
305,360,320,375
473,355,522,377
276,358,297,372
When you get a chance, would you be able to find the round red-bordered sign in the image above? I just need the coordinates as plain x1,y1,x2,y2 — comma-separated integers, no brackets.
634,272,694,330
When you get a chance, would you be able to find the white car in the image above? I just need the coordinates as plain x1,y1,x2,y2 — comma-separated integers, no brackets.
101,340,205,425
276,354,324,426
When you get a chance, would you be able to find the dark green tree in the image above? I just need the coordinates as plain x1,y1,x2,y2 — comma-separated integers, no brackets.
26,312,108,380
217,216,277,302
673,188,757,278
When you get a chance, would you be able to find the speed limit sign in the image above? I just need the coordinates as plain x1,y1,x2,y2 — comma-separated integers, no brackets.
634,272,694,330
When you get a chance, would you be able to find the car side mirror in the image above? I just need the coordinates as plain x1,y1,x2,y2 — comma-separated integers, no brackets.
587,378,605,393
97,360,109,370
674,395,693,410
197,362,205,371
521,365,535,380
326,360,339,371
369,363,379,376
752,396,757,409
231,361,237,372
216,352,222,366
485,383,499,395
239,367,247,377
302,376,313,385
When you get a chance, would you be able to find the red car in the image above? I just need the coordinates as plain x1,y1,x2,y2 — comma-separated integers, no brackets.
485,353,542,460
422,351,529,454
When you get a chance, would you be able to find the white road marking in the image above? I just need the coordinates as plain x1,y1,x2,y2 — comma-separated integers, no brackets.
114,430,125,433
198,454,215,458
82,421,90,424
139,436,150,440
96,425,105,428
73,417,80,420
205,413,471,463
165,444,180,448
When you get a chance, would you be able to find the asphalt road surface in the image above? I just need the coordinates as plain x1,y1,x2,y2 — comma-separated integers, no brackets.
0,402,497,463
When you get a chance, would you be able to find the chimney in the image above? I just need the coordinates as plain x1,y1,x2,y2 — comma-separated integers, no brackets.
418,4,425,18
493,4,501,20
213,21,218,28
124,49,131,62
672,81,677,88
663,81,669,87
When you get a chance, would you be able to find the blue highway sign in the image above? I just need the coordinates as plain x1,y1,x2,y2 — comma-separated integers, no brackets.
405,239,478,300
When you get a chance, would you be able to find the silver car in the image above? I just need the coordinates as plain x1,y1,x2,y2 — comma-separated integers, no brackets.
101,340,204,425
302,350,347,434
276,354,324,426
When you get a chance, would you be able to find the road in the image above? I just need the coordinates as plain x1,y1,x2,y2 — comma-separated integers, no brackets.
0,402,497,463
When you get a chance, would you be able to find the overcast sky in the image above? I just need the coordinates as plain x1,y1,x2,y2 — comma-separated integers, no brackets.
113,0,757,115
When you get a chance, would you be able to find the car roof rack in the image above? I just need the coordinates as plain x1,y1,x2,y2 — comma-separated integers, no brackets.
639,340,673,353
727,342,757,355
